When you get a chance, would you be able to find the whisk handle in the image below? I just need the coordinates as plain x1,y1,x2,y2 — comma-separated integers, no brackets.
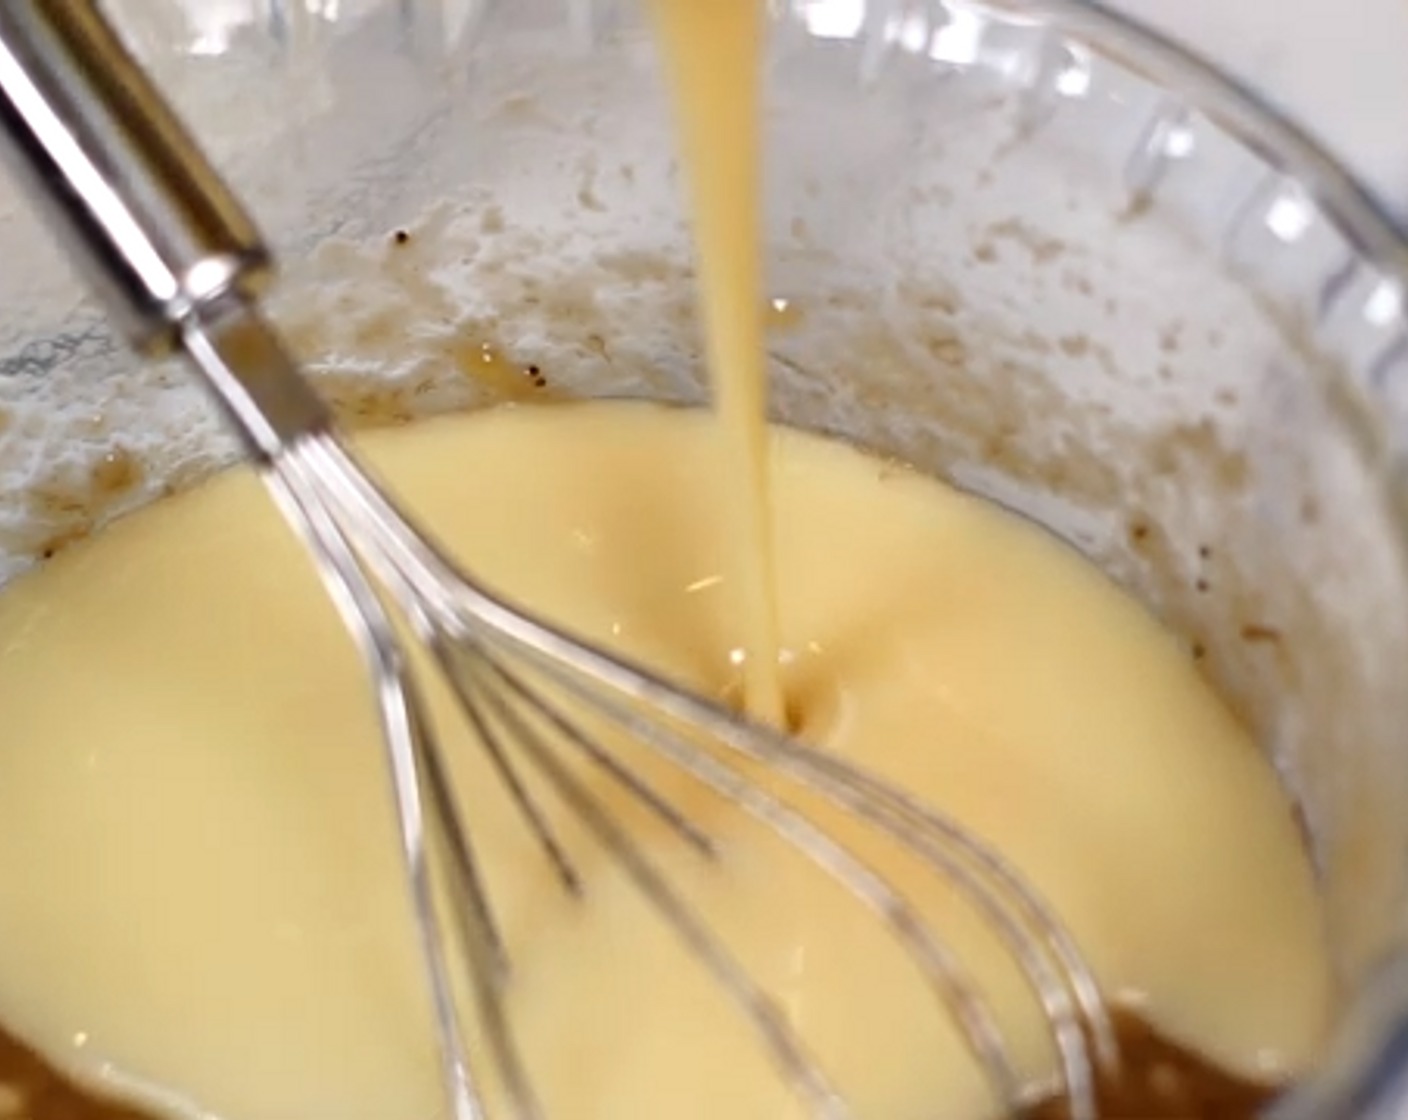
0,1,270,357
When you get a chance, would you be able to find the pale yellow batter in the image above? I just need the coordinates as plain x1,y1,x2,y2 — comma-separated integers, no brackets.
0,402,1329,1119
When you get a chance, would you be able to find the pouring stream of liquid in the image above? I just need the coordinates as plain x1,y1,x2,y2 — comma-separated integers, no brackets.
647,0,785,727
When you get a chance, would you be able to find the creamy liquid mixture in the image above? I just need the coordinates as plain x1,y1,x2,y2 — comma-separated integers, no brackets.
0,404,1330,1120
0,1,1335,1118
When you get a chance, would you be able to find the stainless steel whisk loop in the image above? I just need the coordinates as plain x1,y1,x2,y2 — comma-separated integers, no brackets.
0,4,1119,1118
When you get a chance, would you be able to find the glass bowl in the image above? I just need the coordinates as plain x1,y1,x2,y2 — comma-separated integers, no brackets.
2,0,1407,1116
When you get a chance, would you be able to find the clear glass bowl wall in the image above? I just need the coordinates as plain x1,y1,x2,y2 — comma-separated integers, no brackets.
2,1,1408,1115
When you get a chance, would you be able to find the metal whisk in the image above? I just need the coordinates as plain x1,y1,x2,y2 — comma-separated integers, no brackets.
0,4,1117,1118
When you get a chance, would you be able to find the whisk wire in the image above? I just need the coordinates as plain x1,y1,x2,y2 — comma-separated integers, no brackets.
468,645,720,859
464,655,852,1120
800,749,1119,1070
258,449,488,1120
411,671,547,1120
433,638,586,899
419,697,517,978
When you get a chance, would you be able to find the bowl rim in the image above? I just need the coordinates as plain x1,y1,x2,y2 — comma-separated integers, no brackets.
988,0,1408,270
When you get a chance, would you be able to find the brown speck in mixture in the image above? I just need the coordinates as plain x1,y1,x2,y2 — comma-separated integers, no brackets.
987,218,1065,263
0,408,10,435
91,448,143,499
1241,624,1284,646
1191,641,1207,661
440,333,567,405
1120,192,1154,222
896,282,959,317
1198,544,1213,560
497,93,539,121
31,521,91,560
922,331,964,365
1128,520,1151,546
392,229,411,246
1057,335,1090,358
481,206,506,235
1195,578,1210,594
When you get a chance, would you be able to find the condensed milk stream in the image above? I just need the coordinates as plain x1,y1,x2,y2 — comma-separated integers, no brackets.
647,0,784,727
0,2,1334,1119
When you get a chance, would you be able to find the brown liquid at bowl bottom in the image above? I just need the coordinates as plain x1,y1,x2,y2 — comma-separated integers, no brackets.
0,1012,1281,1120
1022,1014,1280,1120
